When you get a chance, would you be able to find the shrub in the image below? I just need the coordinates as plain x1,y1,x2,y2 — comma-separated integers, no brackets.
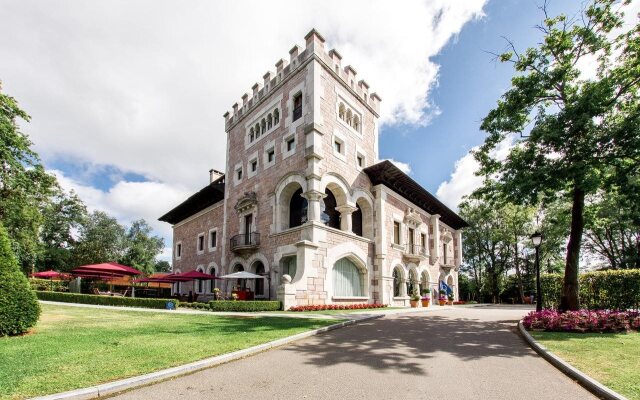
28,278,68,292
35,291,178,309
208,300,282,312
182,302,209,310
541,270,640,310
0,224,41,336
522,309,640,333
288,304,387,312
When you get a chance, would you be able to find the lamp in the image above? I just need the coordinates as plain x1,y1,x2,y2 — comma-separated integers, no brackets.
530,231,543,247
530,231,543,311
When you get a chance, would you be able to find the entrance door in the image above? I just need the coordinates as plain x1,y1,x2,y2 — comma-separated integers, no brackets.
244,214,253,244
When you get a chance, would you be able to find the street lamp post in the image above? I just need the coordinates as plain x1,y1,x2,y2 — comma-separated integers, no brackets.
531,231,543,312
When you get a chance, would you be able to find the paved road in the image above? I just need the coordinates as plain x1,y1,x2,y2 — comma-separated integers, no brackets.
112,305,594,399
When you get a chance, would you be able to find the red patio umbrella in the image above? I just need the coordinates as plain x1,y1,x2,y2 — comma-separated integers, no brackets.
31,270,70,279
174,270,222,280
73,262,142,276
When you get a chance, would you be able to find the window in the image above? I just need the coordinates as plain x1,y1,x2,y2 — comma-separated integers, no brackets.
267,148,275,163
209,230,217,250
261,119,266,134
273,108,280,125
197,268,204,293
267,114,272,129
408,228,415,253
443,243,448,264
175,242,182,259
334,140,341,153
197,234,205,253
393,221,401,244
236,168,243,181
337,100,361,133
251,159,258,172
321,189,340,229
333,258,363,297
286,137,295,152
289,187,308,228
352,204,363,237
357,155,364,168
254,262,265,296
292,93,302,121
421,233,427,253
249,128,255,142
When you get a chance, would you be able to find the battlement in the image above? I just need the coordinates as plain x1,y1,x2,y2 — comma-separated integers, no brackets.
224,28,381,130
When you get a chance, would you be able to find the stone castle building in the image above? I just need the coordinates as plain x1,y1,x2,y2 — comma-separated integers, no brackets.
159,29,467,308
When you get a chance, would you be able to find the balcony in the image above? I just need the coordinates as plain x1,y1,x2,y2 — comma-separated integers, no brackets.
403,244,428,262
230,232,260,253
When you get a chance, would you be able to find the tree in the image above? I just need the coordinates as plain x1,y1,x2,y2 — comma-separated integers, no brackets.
71,211,127,267
154,260,172,273
475,0,639,310
0,223,40,336
38,189,87,272
120,220,164,275
0,83,57,273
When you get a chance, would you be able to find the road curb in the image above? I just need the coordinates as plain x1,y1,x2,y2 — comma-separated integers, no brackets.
517,321,628,400
31,314,383,400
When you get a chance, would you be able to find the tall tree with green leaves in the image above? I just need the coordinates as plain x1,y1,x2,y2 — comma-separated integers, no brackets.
0,83,57,273
120,220,164,275
71,211,127,267
474,0,639,310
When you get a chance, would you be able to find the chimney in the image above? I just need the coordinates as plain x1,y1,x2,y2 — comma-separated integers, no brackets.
209,169,224,183
223,111,230,123
304,28,325,53
370,93,381,113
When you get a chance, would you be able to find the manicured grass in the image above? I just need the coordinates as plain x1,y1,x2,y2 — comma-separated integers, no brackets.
0,304,337,399
531,331,640,400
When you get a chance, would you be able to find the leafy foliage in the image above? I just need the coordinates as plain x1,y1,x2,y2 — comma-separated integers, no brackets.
208,300,282,312
0,224,40,336
541,269,640,311
474,0,639,310
120,220,164,275
523,309,640,332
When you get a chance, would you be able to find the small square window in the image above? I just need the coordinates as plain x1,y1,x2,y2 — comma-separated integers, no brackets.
357,155,364,167
176,243,182,258
267,149,275,163
237,168,243,180
251,160,258,172
334,141,342,153
197,235,204,252
287,137,295,152
393,222,401,245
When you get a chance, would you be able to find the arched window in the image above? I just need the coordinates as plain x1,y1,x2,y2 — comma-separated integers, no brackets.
261,119,266,134
273,108,280,125
249,128,255,142
346,109,352,126
281,255,297,280
208,265,216,293
333,258,363,297
289,188,308,228
393,267,403,297
267,114,273,129
338,103,346,120
196,267,205,294
255,123,260,138
321,188,340,229
352,203,363,237
353,116,360,131
253,262,265,296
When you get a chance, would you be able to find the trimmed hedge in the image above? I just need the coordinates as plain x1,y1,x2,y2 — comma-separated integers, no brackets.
29,278,68,292
208,300,282,312
36,291,178,310
0,224,41,336
541,269,640,310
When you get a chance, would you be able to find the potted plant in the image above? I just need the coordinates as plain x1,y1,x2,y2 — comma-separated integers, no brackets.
410,292,420,308
420,289,431,307
447,292,454,305
438,289,447,306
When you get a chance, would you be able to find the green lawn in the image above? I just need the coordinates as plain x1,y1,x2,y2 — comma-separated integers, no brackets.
531,331,640,400
0,304,337,400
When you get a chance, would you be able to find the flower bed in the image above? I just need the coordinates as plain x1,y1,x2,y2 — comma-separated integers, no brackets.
288,304,387,312
453,301,466,305
523,309,640,333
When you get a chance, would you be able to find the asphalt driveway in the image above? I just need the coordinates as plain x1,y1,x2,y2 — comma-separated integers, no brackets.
111,305,594,399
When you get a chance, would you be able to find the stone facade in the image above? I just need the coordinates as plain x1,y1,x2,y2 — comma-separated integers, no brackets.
161,29,466,308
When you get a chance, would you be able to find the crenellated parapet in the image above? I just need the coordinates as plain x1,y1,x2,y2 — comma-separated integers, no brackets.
223,28,381,130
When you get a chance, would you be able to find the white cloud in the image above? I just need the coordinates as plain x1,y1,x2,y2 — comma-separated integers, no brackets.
51,170,191,248
436,139,513,210
385,159,412,175
0,0,487,192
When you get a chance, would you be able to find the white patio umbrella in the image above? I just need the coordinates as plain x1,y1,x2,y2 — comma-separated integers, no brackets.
220,271,265,279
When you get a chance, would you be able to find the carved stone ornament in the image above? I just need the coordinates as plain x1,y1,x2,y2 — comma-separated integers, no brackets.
235,191,258,214
403,207,422,228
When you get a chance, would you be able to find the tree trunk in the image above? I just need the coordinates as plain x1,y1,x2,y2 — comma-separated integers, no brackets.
559,186,585,311
514,235,524,303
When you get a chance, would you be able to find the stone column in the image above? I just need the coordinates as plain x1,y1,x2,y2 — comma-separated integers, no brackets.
430,214,441,264
302,189,326,223
336,204,357,232
277,275,296,310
